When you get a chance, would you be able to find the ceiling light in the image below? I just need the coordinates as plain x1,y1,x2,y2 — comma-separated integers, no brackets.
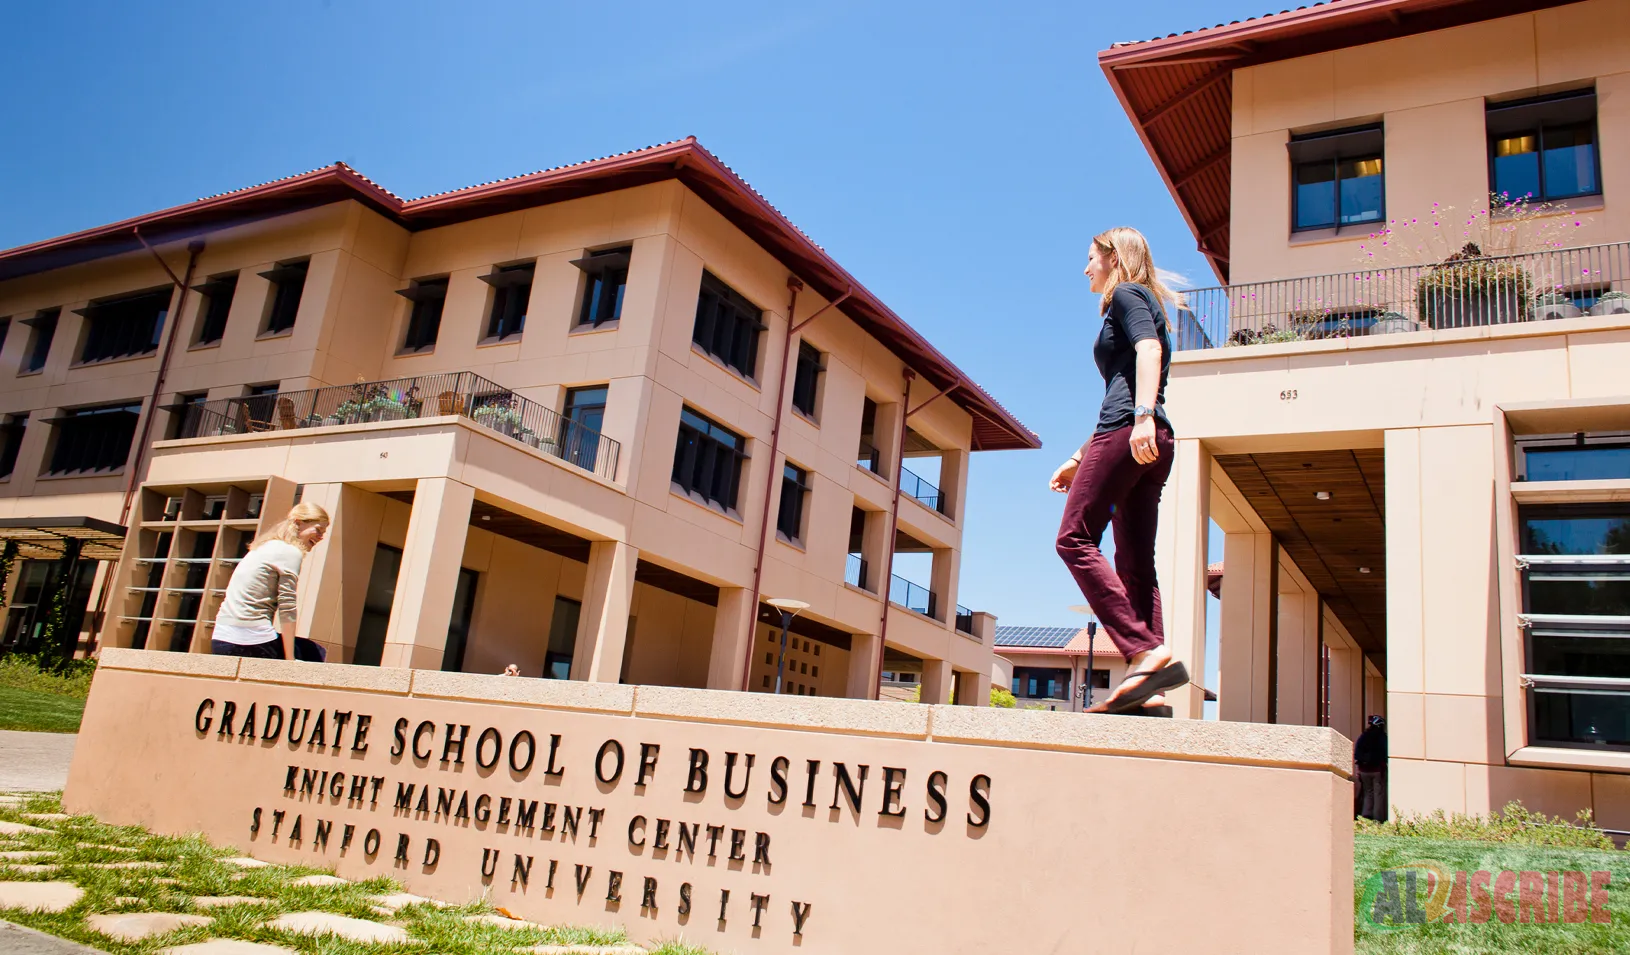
1358,567,1371,574
480,514,491,521
1315,491,1332,501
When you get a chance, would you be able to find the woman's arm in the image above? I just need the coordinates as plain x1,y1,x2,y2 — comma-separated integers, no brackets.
1128,339,1162,464
274,544,302,658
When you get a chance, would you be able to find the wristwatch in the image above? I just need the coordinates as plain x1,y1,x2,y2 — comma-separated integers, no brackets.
1134,404,1156,420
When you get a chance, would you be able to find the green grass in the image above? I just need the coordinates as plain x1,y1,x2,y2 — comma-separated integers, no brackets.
0,684,85,732
0,792,715,953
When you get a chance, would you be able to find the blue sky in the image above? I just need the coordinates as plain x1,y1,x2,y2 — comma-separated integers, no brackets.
0,0,1238,695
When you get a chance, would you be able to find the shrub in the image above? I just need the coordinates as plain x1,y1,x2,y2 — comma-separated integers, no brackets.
0,653,96,698
1356,800,1619,850
989,685,1017,708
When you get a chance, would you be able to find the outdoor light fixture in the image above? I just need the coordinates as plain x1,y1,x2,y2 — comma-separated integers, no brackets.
1315,491,1332,500
766,597,811,695
1068,604,1100,710
1359,567,1372,574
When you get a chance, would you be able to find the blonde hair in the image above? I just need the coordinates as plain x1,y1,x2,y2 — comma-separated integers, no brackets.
253,501,331,552
1093,226,1183,315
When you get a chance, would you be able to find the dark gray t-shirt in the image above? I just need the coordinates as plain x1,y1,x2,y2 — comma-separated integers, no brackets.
1093,283,1173,435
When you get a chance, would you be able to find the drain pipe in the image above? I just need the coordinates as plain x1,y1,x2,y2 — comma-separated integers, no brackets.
868,376,958,699
738,281,855,691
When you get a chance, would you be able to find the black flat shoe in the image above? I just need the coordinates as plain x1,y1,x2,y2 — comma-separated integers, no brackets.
1088,662,1190,715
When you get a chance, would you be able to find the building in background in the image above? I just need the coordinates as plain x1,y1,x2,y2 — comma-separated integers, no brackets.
0,138,1039,702
1101,0,1630,820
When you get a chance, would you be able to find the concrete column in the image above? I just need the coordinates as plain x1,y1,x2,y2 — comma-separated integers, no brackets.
955,669,991,707
570,540,638,683
860,508,889,594
875,400,904,479
921,657,954,705
847,631,881,700
1154,438,1211,719
706,587,755,691
597,376,651,485
379,478,474,670
929,547,959,624
1276,589,1311,726
1219,531,1274,723
940,448,969,523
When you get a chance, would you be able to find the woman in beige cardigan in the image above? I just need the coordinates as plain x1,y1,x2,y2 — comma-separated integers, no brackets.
210,502,329,658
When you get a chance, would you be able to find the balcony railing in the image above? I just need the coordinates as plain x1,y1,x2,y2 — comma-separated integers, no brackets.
1174,241,1630,351
901,465,944,513
857,439,881,474
955,606,974,635
177,371,621,481
890,573,937,620
845,552,869,591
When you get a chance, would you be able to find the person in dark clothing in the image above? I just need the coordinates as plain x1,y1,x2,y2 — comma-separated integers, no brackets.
1354,715,1388,822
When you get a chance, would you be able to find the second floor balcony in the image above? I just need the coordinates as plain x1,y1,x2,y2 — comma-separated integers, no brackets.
175,371,621,481
1175,241,1630,351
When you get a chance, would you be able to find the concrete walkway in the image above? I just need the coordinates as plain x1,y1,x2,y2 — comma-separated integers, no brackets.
0,920,108,954
0,730,76,792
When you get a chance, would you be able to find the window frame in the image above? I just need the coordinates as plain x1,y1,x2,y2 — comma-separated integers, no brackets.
691,271,765,381
672,406,749,514
573,247,632,329
562,385,610,472
45,401,143,476
1288,123,1386,234
479,262,534,342
20,309,59,375
75,286,172,365
258,260,308,336
192,273,238,346
776,461,811,544
0,413,27,479
1514,431,1630,482
1486,89,1602,205
398,276,449,354
791,340,824,420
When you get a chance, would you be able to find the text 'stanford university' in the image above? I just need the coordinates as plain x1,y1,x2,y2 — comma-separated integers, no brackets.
0,138,1037,703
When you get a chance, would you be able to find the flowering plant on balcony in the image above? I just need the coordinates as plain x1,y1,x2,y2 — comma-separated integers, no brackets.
1416,243,1535,329
471,401,527,436
1358,195,1594,269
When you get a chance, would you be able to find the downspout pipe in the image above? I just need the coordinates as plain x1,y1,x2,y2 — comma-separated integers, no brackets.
739,276,804,692
869,367,917,699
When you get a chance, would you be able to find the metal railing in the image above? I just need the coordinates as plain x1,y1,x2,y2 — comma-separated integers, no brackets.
177,371,621,481
1175,241,1630,350
901,465,943,513
890,573,937,620
857,439,881,474
955,605,973,635
845,553,869,591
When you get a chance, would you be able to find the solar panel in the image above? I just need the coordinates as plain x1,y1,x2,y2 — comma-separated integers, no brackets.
993,626,1080,648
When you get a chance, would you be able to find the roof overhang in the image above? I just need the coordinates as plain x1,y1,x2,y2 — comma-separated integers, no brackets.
0,516,127,561
0,139,1039,451
1098,0,1585,284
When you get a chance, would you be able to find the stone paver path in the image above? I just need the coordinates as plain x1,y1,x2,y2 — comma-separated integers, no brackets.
288,874,348,887
0,820,51,835
84,861,166,870
221,857,269,869
268,911,409,944
0,881,86,913
0,732,77,792
191,896,270,908
160,942,299,955
86,913,214,942
0,919,112,955
21,813,71,822
0,851,56,861
5,864,60,874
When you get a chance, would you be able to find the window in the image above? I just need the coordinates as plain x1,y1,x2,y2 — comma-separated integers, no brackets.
672,407,747,511
0,318,9,356
573,247,631,328
777,462,810,543
791,341,823,419
1488,89,1600,203
1516,433,1630,482
47,402,141,475
1518,503,1630,750
544,596,582,679
77,287,171,364
1289,124,1384,231
441,568,479,672
480,262,533,340
259,260,307,335
20,309,58,374
393,276,448,353
1011,666,1071,700
857,397,881,473
193,273,237,345
165,393,206,440
351,544,403,667
562,385,608,471
0,414,26,478
692,271,763,378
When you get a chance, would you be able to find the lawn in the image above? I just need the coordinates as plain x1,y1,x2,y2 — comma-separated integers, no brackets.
0,684,86,733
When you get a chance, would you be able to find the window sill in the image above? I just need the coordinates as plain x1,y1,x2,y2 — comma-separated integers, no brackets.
16,368,45,378
38,467,125,482
790,408,819,428
1508,478,1630,504
570,321,620,336
188,340,223,352
690,344,761,392
1493,195,1604,218
255,330,295,342
70,351,160,370
774,531,806,552
1508,744,1630,773
395,344,437,358
669,484,745,524
857,463,890,486
1288,224,1381,247
477,334,524,348
842,581,880,602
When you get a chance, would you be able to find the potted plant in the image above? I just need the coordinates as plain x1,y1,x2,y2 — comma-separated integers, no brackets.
1368,311,1418,335
1531,291,1583,321
472,402,524,437
1417,244,1533,329
1589,290,1630,317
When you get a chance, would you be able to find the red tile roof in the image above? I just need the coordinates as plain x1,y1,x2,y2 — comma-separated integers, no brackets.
1098,0,1582,283
0,138,1038,451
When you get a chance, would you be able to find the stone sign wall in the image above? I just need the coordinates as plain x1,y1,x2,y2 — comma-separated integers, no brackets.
64,649,1355,954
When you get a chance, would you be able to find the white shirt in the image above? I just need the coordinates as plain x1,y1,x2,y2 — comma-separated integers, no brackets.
214,540,304,645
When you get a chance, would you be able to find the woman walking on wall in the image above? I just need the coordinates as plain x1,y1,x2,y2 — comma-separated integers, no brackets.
210,502,330,659
1051,227,1189,715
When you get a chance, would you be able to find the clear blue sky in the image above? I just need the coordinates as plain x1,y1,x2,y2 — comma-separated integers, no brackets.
0,0,1237,692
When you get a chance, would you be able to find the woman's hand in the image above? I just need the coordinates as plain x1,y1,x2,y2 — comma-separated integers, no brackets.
1129,416,1159,464
1049,458,1079,493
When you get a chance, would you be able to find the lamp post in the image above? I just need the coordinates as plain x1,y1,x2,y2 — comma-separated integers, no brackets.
1068,604,1099,711
766,597,811,695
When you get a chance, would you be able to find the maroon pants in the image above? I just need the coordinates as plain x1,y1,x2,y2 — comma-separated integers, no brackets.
1055,424,1175,661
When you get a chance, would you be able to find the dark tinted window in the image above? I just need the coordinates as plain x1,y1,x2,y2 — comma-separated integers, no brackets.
401,278,448,352
79,288,171,363
777,463,809,542
791,341,822,418
195,274,237,345
48,402,141,474
576,247,631,328
22,309,58,374
1522,443,1630,482
673,407,747,510
1489,90,1600,203
0,414,26,478
483,263,533,340
261,261,307,335
692,272,762,378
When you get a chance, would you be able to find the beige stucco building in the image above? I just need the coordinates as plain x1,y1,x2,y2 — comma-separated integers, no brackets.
0,139,1038,706
1102,0,1630,824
